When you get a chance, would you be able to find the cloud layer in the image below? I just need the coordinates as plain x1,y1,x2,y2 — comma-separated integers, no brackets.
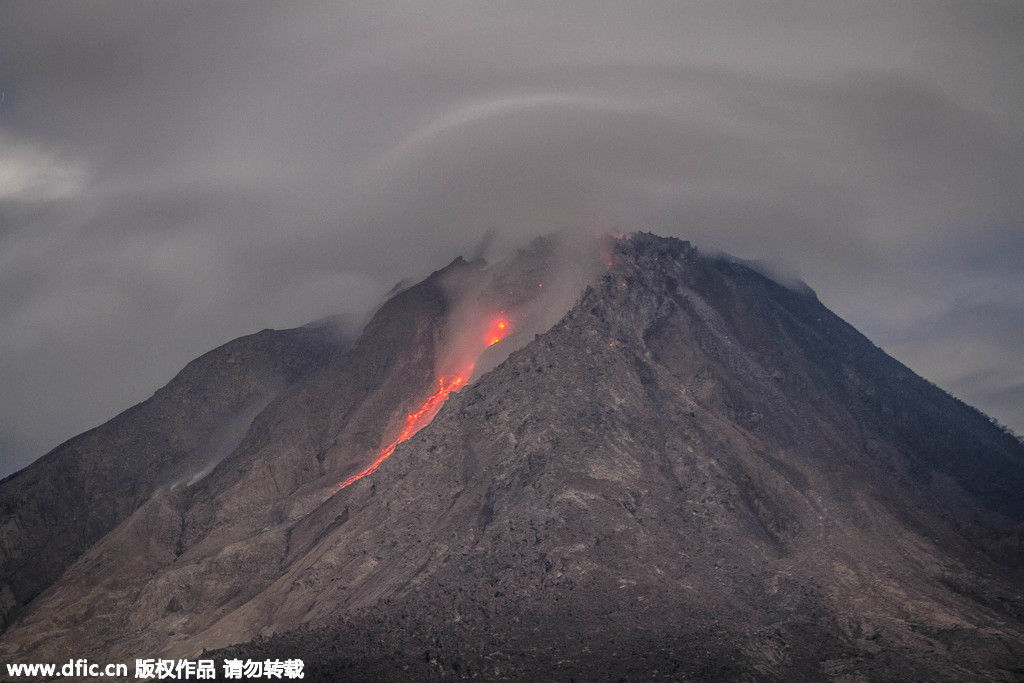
2,1,1023,475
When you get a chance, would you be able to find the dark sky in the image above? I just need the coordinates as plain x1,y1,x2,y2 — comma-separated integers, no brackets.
1,1,1023,476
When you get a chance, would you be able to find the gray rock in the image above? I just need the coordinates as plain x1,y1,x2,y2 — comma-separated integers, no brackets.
3,232,1023,680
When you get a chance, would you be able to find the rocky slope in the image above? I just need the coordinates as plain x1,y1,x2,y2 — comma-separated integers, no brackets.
0,237,581,662
0,322,343,629
2,233,1023,680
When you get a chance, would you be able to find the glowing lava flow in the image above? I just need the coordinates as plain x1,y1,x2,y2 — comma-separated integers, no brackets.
335,373,468,490
487,317,509,346
335,315,511,491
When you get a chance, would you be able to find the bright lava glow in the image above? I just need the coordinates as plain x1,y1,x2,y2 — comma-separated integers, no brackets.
487,317,511,346
335,373,467,490
336,313,511,491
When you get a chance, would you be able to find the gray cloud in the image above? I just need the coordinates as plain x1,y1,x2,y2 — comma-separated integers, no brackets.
1,1,1023,475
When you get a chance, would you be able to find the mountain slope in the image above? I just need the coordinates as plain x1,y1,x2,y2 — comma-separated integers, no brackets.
215,234,1024,680
2,233,1022,679
0,323,342,629
0,238,581,662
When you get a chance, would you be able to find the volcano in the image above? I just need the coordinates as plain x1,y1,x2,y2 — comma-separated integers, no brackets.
2,233,1023,680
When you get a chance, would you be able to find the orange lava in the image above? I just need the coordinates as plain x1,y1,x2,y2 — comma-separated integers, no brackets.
336,313,511,491
487,317,511,346
336,373,468,490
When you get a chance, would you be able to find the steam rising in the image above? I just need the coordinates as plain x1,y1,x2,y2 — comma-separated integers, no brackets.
328,233,607,491
438,233,608,382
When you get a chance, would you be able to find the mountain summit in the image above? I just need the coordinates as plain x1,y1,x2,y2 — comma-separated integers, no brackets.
2,233,1022,680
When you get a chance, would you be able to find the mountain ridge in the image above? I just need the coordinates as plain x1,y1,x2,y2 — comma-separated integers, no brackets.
0,323,344,629
211,233,1024,679
2,232,1022,679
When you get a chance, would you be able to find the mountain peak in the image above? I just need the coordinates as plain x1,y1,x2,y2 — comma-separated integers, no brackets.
2,232,1022,679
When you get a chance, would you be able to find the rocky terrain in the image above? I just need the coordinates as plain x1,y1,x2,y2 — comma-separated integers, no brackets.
0,323,343,630
2,233,1023,680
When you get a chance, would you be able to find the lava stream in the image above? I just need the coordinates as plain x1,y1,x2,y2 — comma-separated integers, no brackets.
335,314,511,491
488,318,509,346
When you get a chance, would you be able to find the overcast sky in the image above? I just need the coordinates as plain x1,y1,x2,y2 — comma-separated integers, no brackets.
1,1,1022,476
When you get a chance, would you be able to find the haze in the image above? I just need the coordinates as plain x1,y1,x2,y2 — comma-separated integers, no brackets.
1,1,1023,476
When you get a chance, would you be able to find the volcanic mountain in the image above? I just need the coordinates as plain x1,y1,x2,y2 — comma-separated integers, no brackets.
2,233,1023,680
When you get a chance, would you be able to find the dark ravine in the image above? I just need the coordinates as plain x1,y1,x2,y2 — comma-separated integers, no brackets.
2,233,1023,680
